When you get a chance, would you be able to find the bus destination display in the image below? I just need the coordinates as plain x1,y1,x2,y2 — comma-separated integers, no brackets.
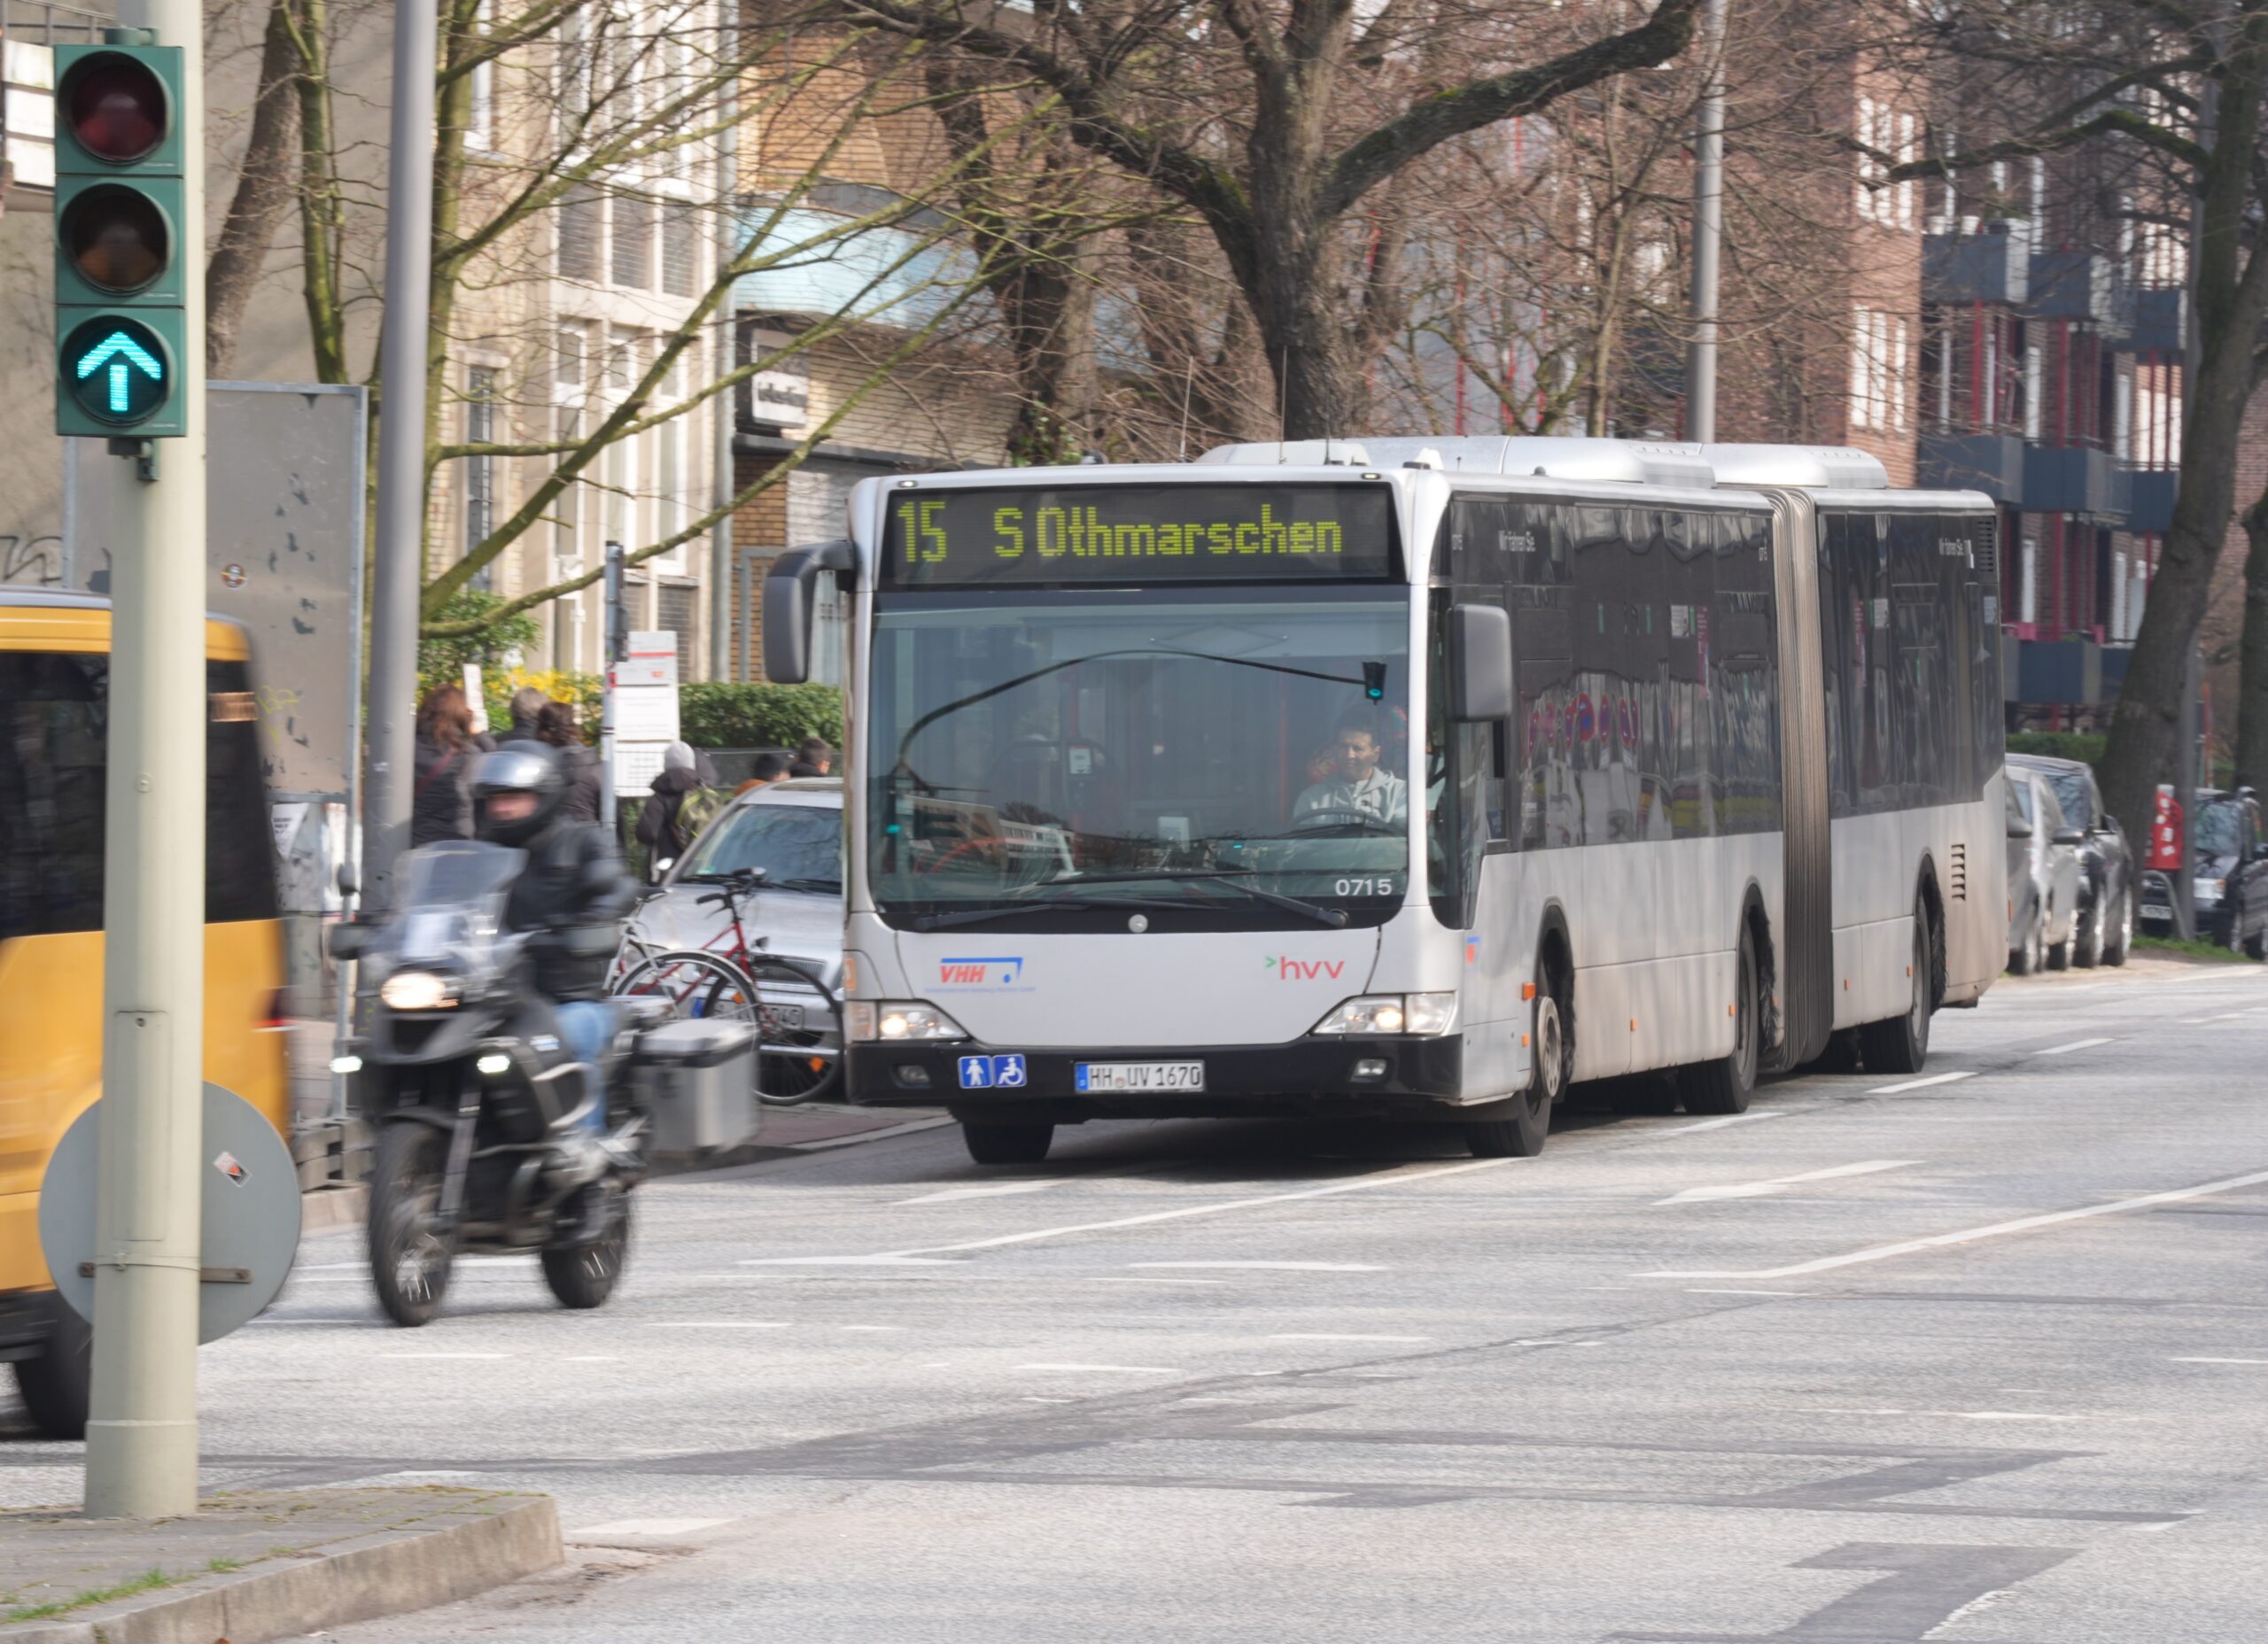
881,483,1396,587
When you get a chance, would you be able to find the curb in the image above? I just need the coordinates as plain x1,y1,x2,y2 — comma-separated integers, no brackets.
299,1184,367,1233
0,1495,560,1644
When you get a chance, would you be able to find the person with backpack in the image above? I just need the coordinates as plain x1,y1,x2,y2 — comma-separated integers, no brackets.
634,741,722,878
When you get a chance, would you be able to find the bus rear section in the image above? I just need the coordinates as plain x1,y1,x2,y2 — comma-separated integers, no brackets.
0,590,288,1436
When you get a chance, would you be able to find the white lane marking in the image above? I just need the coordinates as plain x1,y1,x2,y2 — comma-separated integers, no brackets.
1657,1159,1918,1206
2031,1037,2115,1056
1127,1260,1386,1272
1129,1260,1387,1278
1686,1288,1810,1297
839,1325,904,1332
649,1321,792,1330
890,1158,1515,1257
1084,1276,1229,1285
1652,1111,1785,1136
1868,1071,1976,1095
1648,1166,2268,1279
2171,1356,2268,1365
738,1255,960,1267
1017,1362,1180,1374
1269,1333,1433,1343
897,1179,1068,1206
377,1353,509,1361
786,1117,958,1152
562,1355,620,1362
573,1518,733,1539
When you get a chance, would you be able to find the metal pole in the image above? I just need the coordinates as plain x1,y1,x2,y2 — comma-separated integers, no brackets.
601,541,624,833
362,0,440,910
709,39,738,681
1683,0,1728,443
83,0,206,1520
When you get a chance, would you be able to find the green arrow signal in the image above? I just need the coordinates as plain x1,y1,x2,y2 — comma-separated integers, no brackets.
74,330,164,415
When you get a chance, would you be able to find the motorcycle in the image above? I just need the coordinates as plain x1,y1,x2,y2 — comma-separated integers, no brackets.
330,841,665,1326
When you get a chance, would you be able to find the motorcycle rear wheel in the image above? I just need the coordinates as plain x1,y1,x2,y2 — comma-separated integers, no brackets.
541,1184,632,1310
368,1123,456,1327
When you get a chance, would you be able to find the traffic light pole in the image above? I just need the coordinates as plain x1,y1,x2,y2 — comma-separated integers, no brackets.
83,0,206,1520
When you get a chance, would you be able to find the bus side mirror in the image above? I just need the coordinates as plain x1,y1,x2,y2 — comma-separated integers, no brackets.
763,539,855,685
1448,604,1513,722
336,861,360,898
2007,817,2032,841
327,921,369,961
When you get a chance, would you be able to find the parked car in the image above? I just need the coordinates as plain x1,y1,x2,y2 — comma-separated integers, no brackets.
2008,754,2132,967
2192,792,2268,958
2007,764,2083,973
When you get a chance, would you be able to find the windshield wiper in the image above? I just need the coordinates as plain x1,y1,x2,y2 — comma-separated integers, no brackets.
907,892,1192,932
1045,868,1348,928
770,877,843,894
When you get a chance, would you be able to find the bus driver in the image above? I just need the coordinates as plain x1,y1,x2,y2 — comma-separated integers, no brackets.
1293,707,1408,828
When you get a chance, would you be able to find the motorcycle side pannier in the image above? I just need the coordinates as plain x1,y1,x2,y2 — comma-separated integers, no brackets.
634,1019,758,1152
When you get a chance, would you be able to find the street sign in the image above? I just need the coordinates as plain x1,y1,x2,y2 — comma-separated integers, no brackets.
40,1083,304,1345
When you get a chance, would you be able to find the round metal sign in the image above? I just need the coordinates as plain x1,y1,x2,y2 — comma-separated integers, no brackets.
40,1083,304,1345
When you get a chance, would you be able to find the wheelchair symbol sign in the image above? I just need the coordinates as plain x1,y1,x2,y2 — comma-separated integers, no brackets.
957,1054,1028,1090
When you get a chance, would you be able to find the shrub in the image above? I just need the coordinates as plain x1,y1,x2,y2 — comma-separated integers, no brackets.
678,682,843,750
416,590,542,679
2006,731,2107,765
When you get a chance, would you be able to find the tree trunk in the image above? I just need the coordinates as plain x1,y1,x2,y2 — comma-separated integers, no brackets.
207,0,302,375
2238,492,2268,788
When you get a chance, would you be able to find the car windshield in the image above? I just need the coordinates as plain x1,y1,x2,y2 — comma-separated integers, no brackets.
2194,802,2244,859
677,802,843,889
2042,770,2092,827
866,586,1410,921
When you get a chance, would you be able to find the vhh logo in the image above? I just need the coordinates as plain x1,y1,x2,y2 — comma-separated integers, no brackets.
1265,956,1345,981
937,957,1022,986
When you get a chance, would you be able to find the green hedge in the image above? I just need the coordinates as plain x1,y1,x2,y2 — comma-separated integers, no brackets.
678,682,843,750
2006,731,2107,765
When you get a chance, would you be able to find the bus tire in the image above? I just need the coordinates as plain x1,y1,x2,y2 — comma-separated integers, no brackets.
1860,907,1933,1075
1680,934,1758,1116
13,1294,91,1440
1466,959,1566,1157
962,1120,1053,1166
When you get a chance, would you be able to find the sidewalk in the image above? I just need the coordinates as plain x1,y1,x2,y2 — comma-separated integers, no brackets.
0,1485,558,1643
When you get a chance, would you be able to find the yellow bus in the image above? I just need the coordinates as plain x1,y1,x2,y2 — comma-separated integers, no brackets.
0,589,290,1437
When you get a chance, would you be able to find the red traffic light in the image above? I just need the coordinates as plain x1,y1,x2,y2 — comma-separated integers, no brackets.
60,52,168,164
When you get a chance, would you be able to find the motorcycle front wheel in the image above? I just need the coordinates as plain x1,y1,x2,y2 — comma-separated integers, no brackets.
541,1183,631,1310
368,1121,456,1327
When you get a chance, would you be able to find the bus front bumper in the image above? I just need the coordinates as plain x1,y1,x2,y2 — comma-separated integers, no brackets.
849,1035,1465,1121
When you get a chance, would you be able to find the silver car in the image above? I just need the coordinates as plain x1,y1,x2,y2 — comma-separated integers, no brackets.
614,779,844,1103
2006,764,2084,973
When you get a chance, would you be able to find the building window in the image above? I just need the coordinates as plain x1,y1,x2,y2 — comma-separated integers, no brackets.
558,189,603,282
656,582,696,676
1849,309,1907,431
464,368,497,592
1894,112,1916,230
3,36,57,190
465,0,494,150
555,322,589,392
2019,537,2039,626
611,196,654,289
661,202,699,297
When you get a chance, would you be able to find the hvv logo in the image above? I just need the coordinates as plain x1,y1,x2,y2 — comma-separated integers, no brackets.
937,956,1024,987
1264,956,1346,981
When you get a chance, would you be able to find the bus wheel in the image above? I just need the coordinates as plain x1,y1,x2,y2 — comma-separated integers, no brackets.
13,1294,91,1439
1860,908,1933,1075
1464,970,1564,1157
1680,934,1758,1116
962,1120,1053,1166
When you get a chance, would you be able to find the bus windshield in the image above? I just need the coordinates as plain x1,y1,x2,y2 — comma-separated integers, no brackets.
866,586,1411,923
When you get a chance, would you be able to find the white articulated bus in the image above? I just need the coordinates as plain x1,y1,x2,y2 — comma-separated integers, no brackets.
765,437,2006,1165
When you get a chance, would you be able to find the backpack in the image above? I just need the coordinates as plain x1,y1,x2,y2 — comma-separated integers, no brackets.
672,786,731,852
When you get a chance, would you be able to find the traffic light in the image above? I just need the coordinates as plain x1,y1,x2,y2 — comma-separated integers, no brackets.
52,41,186,439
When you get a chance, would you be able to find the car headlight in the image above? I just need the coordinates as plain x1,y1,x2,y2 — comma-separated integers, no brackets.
1310,993,1457,1036
378,970,461,1012
847,1001,968,1043
2197,877,2225,905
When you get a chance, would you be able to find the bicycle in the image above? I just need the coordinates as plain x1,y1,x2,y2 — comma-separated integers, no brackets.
610,869,843,1106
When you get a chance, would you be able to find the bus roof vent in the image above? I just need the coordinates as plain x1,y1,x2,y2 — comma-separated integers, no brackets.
1699,445,1890,490
1196,439,1373,467
1346,436,1717,488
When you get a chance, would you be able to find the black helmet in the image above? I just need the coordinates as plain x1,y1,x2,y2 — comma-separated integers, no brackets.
472,743,567,847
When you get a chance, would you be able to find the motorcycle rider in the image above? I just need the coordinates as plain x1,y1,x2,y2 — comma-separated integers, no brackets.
470,743,637,1156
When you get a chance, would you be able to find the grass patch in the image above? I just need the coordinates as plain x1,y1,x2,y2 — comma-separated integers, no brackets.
206,1556,242,1574
4,1566,172,1623
2133,934,2251,964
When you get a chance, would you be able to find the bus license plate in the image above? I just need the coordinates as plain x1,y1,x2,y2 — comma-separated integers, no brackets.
1076,1061,1204,1093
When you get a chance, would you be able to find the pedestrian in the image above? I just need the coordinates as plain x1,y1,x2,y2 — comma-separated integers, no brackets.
790,735,833,779
535,698,603,824
635,740,721,877
411,683,479,846
498,686,548,747
734,751,792,797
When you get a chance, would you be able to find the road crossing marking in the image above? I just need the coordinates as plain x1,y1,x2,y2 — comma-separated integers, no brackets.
1868,1070,1976,1094
896,1179,1068,1205
1656,1159,1917,1206
1651,1111,1784,1136
1645,1165,2268,1278
2171,1356,2268,1365
2032,1036,2116,1055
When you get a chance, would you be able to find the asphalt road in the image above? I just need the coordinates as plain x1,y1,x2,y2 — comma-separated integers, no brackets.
8,954,2268,1643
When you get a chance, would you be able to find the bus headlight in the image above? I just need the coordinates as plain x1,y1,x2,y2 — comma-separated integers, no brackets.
1310,994,1457,1036
378,970,461,1012
850,1002,968,1043
2197,877,2225,906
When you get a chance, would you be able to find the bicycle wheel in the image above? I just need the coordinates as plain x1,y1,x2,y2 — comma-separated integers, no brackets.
613,950,762,1031
740,956,843,1107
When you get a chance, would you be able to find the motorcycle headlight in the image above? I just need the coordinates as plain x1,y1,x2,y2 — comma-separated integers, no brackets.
849,1001,968,1043
379,970,461,1012
1310,993,1457,1036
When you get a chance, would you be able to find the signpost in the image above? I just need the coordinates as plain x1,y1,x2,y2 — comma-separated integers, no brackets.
611,631,682,797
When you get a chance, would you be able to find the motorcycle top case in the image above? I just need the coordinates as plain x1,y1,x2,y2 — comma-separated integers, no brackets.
634,1018,758,1152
